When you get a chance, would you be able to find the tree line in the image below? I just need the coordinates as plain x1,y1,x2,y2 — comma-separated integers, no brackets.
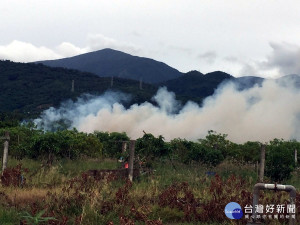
0,124,299,182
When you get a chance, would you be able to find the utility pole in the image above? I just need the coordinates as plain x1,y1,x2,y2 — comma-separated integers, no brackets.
71,80,74,92
111,76,114,87
139,78,143,90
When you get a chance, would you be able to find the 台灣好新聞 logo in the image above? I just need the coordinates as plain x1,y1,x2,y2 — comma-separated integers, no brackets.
225,202,243,219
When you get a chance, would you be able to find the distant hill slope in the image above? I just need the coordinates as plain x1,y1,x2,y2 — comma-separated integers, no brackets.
37,48,182,84
0,60,157,115
276,74,300,88
161,71,233,102
234,76,265,90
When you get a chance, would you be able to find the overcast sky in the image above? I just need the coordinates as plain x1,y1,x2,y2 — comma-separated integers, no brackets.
1,0,300,78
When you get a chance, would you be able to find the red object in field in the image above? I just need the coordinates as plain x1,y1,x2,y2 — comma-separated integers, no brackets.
124,163,129,169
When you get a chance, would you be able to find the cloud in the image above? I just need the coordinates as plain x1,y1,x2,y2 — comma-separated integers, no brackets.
260,42,300,75
236,42,300,78
167,45,193,55
0,34,142,62
86,34,141,55
56,42,86,57
198,51,217,64
35,79,300,143
0,40,61,62
239,63,258,77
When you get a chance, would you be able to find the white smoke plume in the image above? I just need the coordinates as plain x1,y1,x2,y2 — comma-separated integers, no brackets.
35,80,300,143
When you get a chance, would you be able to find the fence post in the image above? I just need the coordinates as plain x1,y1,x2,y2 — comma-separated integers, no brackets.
128,140,136,182
256,161,258,177
122,142,127,154
259,144,265,182
2,131,10,172
295,149,297,164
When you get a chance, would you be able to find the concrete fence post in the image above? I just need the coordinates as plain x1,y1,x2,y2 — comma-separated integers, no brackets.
2,131,10,172
259,144,265,182
122,142,127,154
128,140,136,182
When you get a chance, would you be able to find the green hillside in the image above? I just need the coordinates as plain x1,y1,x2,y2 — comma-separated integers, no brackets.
161,71,233,103
0,60,157,116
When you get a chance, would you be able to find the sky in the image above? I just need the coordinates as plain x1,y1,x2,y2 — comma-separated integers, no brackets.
1,0,300,78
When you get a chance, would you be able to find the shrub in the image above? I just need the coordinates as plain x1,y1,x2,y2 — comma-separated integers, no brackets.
95,131,129,158
265,139,296,182
136,133,170,167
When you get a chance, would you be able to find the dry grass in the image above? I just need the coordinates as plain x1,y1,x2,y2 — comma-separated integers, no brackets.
0,186,59,208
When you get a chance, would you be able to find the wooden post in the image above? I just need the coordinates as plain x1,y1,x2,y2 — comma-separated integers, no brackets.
295,149,297,164
259,144,265,182
128,140,136,182
2,131,10,172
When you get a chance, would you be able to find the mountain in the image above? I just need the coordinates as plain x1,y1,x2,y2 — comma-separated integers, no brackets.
234,76,265,90
276,74,300,88
0,60,236,115
161,71,233,102
0,60,157,115
37,48,182,84
1,58,299,116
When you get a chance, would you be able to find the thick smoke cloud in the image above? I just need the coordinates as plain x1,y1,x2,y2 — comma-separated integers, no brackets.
34,92,130,131
35,80,300,143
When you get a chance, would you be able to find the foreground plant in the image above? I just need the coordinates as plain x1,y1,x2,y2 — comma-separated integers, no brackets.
21,209,56,225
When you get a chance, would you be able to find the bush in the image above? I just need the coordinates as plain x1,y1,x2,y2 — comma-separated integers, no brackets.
238,141,261,163
0,125,41,159
136,133,170,166
169,139,224,166
169,138,193,164
29,129,103,161
265,139,296,182
95,131,129,158
198,130,231,158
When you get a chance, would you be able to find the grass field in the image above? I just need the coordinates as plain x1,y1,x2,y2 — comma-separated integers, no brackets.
0,157,299,225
